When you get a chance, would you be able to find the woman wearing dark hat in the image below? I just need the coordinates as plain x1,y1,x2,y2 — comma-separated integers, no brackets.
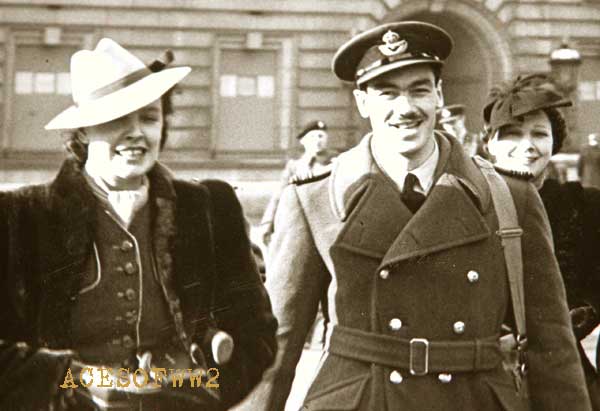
0,38,276,411
484,73,600,408
259,120,337,247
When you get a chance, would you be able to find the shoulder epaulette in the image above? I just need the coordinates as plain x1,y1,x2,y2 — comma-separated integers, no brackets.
289,169,332,186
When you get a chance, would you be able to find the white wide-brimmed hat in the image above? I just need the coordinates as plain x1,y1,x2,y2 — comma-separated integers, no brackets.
45,38,191,130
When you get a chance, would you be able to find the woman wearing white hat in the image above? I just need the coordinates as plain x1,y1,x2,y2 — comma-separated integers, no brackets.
0,38,276,410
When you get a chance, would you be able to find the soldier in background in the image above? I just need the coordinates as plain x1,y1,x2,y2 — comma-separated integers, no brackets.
436,104,479,156
259,120,337,246
579,133,600,189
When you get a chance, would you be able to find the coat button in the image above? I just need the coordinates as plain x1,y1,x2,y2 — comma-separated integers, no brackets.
124,262,137,275
379,269,390,280
125,288,136,301
453,321,466,335
438,373,452,383
388,318,403,331
121,240,134,251
467,270,479,283
389,370,403,384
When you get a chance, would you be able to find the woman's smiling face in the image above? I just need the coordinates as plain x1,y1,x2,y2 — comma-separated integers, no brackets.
487,109,553,179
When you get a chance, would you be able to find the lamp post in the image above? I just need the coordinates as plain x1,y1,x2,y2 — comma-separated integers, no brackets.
549,41,582,154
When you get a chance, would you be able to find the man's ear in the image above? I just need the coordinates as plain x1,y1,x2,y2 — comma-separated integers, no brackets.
353,89,370,119
436,80,444,108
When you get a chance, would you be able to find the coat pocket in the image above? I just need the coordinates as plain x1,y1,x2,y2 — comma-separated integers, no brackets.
485,373,529,411
302,373,369,411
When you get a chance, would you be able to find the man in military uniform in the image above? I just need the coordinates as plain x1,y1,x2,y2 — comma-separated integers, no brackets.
259,120,337,246
436,104,479,156
579,133,600,189
244,21,591,411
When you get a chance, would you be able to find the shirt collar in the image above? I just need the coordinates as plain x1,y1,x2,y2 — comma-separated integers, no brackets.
372,138,439,194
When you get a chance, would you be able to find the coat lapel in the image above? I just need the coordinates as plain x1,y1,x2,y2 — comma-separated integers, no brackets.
379,133,492,268
331,133,493,268
331,135,414,260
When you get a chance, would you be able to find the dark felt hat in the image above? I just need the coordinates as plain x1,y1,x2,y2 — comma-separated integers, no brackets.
332,21,453,86
437,104,466,124
483,73,571,132
483,73,571,154
297,120,327,140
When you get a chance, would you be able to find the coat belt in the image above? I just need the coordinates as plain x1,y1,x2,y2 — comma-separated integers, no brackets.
328,325,502,375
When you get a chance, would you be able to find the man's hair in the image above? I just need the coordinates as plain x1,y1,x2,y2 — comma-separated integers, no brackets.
357,64,442,91
63,88,174,165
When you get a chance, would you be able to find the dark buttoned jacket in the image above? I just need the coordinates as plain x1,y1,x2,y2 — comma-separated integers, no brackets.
0,158,277,410
247,133,590,411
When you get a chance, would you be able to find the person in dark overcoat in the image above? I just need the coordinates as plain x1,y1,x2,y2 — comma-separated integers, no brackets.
484,73,600,409
0,38,277,411
240,22,591,411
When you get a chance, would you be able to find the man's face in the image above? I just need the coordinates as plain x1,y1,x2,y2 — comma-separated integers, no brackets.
300,129,329,155
84,98,163,189
353,64,443,161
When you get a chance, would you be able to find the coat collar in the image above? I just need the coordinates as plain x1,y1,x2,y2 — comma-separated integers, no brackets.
48,158,177,258
330,132,492,268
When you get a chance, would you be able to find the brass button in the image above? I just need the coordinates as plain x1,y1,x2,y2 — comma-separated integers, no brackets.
122,335,135,349
389,370,403,384
453,321,466,335
124,262,137,275
125,288,136,301
121,240,134,252
388,318,403,331
467,270,479,283
438,373,452,383
117,291,124,298
112,338,121,346
379,269,390,280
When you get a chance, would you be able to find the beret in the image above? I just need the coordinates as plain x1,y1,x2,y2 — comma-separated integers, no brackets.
437,104,466,124
332,21,453,86
297,120,327,140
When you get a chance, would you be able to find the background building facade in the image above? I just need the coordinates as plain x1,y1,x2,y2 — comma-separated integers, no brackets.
1,0,599,221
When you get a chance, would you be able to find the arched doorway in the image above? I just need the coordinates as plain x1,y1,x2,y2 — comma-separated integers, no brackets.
383,2,512,133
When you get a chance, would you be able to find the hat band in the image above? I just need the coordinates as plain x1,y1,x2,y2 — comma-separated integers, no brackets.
75,67,152,106
356,51,439,81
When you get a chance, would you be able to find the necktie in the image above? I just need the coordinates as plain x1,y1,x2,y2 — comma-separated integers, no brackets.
401,173,426,213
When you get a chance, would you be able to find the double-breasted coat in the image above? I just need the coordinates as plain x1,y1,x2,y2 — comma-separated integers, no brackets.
0,158,277,410
247,133,590,411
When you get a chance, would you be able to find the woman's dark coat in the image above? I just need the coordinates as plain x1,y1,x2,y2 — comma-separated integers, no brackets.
0,158,277,409
538,179,600,379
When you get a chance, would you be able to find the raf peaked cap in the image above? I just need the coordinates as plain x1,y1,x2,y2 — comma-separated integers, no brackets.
332,21,453,86
297,120,327,140
437,104,466,124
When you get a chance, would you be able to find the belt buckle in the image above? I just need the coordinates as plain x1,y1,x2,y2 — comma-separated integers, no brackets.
409,338,429,376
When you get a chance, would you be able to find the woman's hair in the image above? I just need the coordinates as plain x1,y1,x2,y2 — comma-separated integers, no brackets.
63,88,174,165
481,106,567,155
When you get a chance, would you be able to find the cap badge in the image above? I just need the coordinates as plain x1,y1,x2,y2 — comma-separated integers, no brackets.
378,30,408,57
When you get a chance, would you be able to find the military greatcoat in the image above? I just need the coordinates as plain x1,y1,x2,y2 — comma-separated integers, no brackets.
247,133,590,411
